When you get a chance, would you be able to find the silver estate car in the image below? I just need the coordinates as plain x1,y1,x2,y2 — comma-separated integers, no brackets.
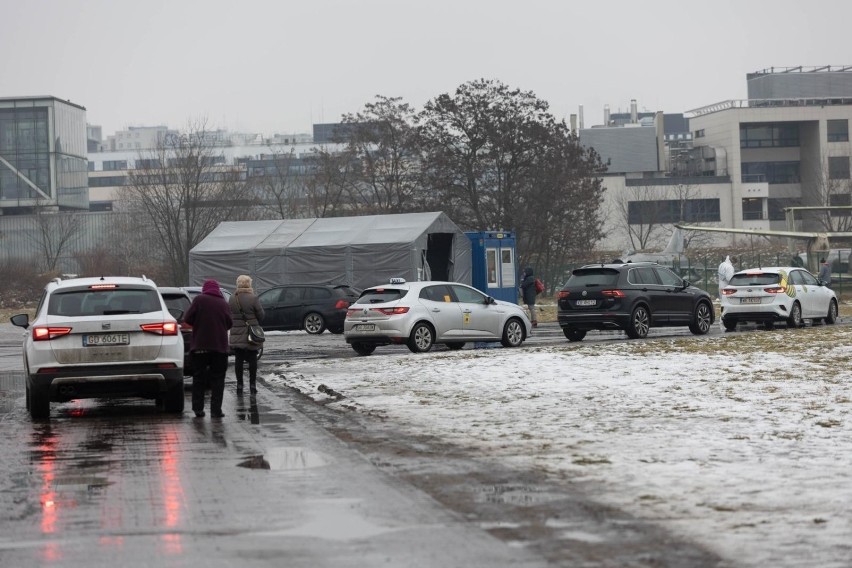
344,278,532,355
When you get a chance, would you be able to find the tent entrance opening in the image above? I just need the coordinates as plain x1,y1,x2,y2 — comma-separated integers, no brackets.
426,233,454,280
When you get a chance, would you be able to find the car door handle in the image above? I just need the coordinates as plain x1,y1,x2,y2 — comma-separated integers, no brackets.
431,308,441,312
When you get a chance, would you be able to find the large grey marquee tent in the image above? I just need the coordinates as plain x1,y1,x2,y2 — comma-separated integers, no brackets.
189,211,472,293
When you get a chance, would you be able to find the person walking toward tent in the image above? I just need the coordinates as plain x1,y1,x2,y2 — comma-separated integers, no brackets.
520,266,539,328
184,279,233,418
229,274,265,394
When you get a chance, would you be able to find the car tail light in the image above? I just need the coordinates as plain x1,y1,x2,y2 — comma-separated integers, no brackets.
721,288,737,296
346,308,359,318
374,307,410,316
601,290,625,298
140,322,179,335
764,286,785,294
335,299,350,309
32,326,72,341
557,291,570,299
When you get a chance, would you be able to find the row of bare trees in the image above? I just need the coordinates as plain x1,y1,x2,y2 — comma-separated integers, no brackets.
107,79,609,287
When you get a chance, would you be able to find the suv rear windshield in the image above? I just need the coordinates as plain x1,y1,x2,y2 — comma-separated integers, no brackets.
49,289,162,317
355,288,409,304
566,268,620,288
729,273,781,286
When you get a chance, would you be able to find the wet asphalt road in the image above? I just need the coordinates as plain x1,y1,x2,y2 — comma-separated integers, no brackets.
1,319,832,567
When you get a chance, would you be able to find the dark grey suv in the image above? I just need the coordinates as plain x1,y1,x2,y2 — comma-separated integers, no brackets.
557,262,714,341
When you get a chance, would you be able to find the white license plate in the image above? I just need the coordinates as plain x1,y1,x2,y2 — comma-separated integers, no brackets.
575,299,597,306
354,324,375,332
83,333,130,346
740,297,762,304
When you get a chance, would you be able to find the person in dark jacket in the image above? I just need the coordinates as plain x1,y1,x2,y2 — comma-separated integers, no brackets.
519,266,538,328
184,279,233,418
229,274,265,394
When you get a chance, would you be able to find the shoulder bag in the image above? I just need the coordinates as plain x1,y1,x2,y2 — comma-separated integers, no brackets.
236,293,265,344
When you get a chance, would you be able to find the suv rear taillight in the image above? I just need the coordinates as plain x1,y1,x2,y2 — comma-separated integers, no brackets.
140,322,179,335
32,326,72,341
601,290,625,298
558,291,570,300
722,288,737,296
335,299,351,309
764,286,785,294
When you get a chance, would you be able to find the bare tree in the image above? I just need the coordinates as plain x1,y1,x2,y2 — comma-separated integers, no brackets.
804,153,852,232
32,205,83,272
123,119,259,285
251,147,305,219
614,185,666,251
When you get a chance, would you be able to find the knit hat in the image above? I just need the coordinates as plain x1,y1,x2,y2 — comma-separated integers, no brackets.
201,279,223,297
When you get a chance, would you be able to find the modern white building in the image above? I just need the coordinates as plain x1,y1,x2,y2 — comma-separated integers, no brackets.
596,66,852,251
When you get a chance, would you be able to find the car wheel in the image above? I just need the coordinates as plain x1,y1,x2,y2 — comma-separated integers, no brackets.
786,302,803,328
303,312,326,334
625,305,650,339
825,299,838,324
500,318,525,347
445,342,465,350
562,327,587,342
29,384,50,420
162,382,185,413
723,319,738,332
407,322,435,353
689,302,713,335
351,342,376,356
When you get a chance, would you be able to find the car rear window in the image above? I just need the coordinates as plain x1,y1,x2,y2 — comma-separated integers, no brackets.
566,268,620,288
50,289,162,316
729,273,781,286
355,288,409,304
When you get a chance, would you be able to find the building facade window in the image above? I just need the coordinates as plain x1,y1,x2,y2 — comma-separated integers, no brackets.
740,123,799,148
103,160,127,171
828,156,850,180
828,119,849,142
741,161,800,184
741,198,764,220
628,198,721,224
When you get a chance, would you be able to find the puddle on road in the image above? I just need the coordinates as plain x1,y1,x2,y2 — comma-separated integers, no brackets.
472,484,566,506
238,446,331,471
258,498,400,541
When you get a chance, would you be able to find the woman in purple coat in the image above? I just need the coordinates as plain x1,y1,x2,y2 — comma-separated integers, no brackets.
184,279,233,418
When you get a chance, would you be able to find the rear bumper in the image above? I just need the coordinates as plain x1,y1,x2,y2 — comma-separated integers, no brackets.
721,305,789,323
29,364,184,401
557,312,631,331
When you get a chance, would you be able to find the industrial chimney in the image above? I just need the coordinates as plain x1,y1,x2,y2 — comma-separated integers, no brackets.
604,104,610,126
579,105,584,130
630,99,638,123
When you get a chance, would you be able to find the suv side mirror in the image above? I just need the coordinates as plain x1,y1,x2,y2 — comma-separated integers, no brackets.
484,296,495,305
681,280,691,289
10,313,29,328
168,307,185,321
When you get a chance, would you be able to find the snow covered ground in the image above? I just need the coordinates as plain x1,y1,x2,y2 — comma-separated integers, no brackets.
267,325,852,568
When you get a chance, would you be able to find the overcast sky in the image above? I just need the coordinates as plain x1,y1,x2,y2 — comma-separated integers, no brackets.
3,0,850,137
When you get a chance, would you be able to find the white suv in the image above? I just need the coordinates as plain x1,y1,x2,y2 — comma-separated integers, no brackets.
11,276,185,419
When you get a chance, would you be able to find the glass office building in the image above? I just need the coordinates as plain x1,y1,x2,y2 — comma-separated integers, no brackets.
0,96,88,212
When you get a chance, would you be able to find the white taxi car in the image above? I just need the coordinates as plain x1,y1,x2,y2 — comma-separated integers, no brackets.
720,266,838,331
344,278,532,355
11,276,185,419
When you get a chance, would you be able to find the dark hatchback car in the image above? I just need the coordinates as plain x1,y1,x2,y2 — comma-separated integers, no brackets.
557,262,715,341
258,284,360,334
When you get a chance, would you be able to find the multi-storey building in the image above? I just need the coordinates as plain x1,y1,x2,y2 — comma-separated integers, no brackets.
0,96,88,213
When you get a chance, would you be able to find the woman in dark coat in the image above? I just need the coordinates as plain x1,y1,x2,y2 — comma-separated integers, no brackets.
229,274,265,393
519,266,538,328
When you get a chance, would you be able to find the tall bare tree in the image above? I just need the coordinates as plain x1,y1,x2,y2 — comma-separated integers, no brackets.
32,205,83,272
123,119,258,285
804,153,852,232
251,147,304,219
